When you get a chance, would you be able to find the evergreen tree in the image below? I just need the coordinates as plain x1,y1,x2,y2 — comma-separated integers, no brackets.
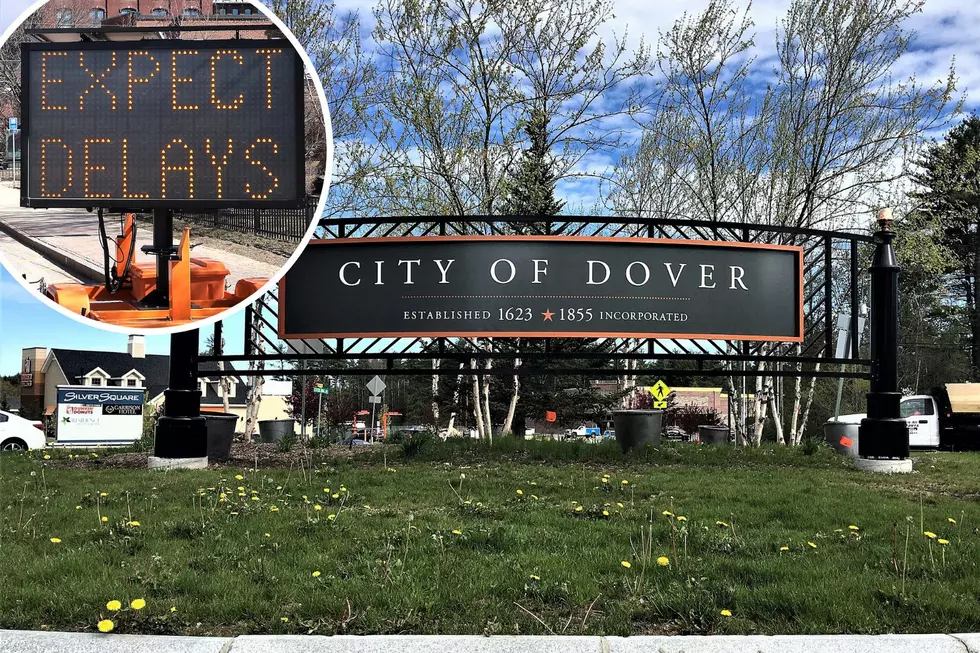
500,109,565,222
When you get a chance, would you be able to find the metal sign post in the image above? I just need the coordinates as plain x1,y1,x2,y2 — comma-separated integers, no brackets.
366,375,386,443
314,382,328,437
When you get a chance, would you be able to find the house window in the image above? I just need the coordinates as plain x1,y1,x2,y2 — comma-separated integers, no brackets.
120,7,136,15
152,7,168,16
127,379,138,387
183,7,200,15
89,8,105,23
244,7,252,14
90,377,102,386
55,9,73,26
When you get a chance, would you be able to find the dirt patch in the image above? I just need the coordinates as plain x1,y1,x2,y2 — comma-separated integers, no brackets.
50,442,391,471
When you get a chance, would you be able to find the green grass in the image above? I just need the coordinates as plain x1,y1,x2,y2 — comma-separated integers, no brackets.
2,440,980,637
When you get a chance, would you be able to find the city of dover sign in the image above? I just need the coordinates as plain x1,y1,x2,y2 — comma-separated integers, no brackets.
280,236,804,341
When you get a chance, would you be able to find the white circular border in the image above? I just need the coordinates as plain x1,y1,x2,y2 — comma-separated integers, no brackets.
0,0,333,337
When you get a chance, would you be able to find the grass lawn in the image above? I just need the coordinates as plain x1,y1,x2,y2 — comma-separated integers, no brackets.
2,439,980,637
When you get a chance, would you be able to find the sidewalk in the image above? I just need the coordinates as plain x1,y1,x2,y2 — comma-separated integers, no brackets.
0,184,284,291
1,631,979,653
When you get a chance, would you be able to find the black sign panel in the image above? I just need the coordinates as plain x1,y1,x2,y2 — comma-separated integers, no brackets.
280,237,804,341
20,40,304,209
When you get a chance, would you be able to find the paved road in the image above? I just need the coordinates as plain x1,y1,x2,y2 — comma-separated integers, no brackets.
0,184,283,292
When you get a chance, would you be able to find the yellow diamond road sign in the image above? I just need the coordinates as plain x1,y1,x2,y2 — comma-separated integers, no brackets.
650,380,671,401
653,400,668,409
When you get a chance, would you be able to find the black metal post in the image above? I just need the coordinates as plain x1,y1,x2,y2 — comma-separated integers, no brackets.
154,208,173,297
858,209,909,459
153,328,207,460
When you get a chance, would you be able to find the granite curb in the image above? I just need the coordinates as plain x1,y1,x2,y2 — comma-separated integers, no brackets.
0,218,103,283
2,631,979,653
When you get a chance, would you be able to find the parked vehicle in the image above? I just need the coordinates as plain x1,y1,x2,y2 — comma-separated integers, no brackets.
565,425,601,438
831,383,980,450
601,429,616,439
0,409,46,451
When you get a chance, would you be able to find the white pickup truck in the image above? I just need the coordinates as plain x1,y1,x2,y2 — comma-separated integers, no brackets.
833,384,980,450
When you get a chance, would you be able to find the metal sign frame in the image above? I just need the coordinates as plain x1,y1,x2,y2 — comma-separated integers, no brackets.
198,215,873,381
19,39,306,210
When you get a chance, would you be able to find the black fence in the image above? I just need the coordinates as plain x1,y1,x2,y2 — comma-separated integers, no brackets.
173,195,317,243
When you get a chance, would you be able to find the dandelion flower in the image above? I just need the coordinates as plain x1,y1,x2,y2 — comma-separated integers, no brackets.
621,480,629,485
97,619,114,633
677,516,688,522
238,486,245,492
720,609,732,617
106,600,121,611
75,506,82,510
924,531,937,539
264,532,271,537
43,454,51,460
938,538,950,545
314,505,322,511
848,525,859,531
312,571,321,578
276,486,283,491
575,506,584,512
602,510,610,516
529,482,537,486
531,495,539,500
99,492,107,497
621,561,632,569
363,505,371,509
617,503,624,508
657,556,670,567
779,546,789,552
49,537,61,544
948,517,957,524
130,599,146,610
332,493,340,499
340,487,348,493
101,516,109,523
662,510,673,517
251,497,260,502
464,500,472,505
529,574,540,581
235,475,245,480
328,514,336,521
716,521,728,527
452,529,462,535
170,607,177,613
270,506,279,512
281,617,289,623
127,521,140,527
516,489,524,496
807,542,817,549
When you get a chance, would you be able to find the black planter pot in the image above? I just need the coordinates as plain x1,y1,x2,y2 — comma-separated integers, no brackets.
612,410,663,453
259,419,295,444
698,425,730,445
204,412,239,462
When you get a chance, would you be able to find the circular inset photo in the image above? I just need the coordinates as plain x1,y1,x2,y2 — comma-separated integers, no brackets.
0,0,330,332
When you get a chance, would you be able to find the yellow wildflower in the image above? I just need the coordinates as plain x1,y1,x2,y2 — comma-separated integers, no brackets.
170,607,177,613
529,574,540,581
127,521,140,527
662,510,673,517
281,617,289,623
75,506,82,510
602,510,610,516
677,516,688,522
312,571,321,578
106,600,121,611
617,503,624,508
49,537,61,544
452,529,462,535
621,480,629,485
332,493,340,499
43,455,51,460
97,619,114,633
779,546,789,552
848,525,859,531
948,517,957,524
720,609,732,617
575,506,584,512
807,542,817,549
657,556,670,566
621,561,632,569
938,538,950,545
101,516,109,523
716,521,729,527
270,506,279,512
516,489,524,496
264,532,271,537
130,599,146,610
328,514,336,521
235,475,244,480
924,531,937,539
314,505,322,511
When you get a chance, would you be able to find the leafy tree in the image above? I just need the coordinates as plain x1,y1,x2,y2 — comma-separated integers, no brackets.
500,109,566,220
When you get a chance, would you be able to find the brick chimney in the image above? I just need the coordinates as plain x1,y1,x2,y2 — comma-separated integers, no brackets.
127,335,145,359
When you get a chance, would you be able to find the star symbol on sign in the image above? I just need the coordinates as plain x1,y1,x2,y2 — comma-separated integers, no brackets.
542,309,554,321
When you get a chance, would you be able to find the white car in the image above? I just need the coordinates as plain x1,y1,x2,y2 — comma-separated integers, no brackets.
0,410,46,451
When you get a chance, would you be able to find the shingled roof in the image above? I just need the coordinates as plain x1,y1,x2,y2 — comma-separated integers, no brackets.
46,350,250,406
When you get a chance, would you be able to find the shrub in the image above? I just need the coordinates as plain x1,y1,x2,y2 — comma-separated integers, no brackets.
401,430,435,458
277,430,298,453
